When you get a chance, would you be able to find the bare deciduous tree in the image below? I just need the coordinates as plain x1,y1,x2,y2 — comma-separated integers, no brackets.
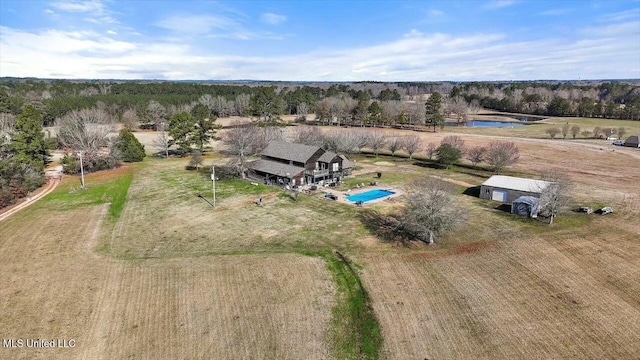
147,100,167,130
56,108,115,155
386,137,401,157
251,125,284,154
545,127,561,139
425,142,437,160
400,178,467,245
338,130,368,155
367,130,387,157
593,126,603,139
290,126,325,146
121,108,139,131
538,169,571,226
441,135,465,153
235,94,251,116
602,127,616,138
570,125,580,139
222,121,256,178
401,135,422,159
486,141,520,173
296,102,309,120
617,127,627,140
0,113,16,146
152,122,171,158
466,146,486,168
580,130,592,138
561,123,571,139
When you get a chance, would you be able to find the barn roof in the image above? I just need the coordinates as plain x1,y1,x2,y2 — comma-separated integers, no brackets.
482,175,550,193
247,159,305,178
339,155,352,169
318,151,339,163
261,141,322,163
625,135,639,144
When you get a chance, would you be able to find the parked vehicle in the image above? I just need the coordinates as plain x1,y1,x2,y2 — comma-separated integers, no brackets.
613,140,625,146
324,193,338,201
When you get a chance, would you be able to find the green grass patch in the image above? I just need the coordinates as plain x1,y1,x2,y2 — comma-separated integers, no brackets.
307,250,382,360
43,170,133,222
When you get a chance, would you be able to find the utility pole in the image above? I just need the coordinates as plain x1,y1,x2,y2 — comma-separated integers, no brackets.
211,166,216,208
79,151,85,190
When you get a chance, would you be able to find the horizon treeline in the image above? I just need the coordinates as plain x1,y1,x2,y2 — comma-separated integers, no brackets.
0,79,639,126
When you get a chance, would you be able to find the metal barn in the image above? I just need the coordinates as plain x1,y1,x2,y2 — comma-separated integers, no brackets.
480,175,551,203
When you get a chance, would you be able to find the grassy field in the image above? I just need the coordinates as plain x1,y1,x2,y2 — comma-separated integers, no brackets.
443,114,640,139
1,124,639,359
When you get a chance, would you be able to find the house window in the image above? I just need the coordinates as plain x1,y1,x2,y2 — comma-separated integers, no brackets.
332,162,339,172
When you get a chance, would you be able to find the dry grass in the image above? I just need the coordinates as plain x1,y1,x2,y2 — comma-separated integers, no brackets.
357,207,640,359
2,122,639,359
0,185,336,359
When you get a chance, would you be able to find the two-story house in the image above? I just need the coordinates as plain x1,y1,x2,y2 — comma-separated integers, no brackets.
246,141,352,187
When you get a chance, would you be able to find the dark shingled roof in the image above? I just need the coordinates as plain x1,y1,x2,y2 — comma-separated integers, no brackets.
247,159,305,178
261,141,322,163
339,155,352,169
317,151,339,163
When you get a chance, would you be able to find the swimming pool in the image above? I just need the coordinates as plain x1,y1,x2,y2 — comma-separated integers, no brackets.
346,189,395,203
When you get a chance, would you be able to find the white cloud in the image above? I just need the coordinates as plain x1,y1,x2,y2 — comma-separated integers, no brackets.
50,0,117,24
1,20,638,81
156,14,240,35
260,13,287,25
107,30,117,35
403,29,423,38
484,0,517,9
429,9,444,17
598,8,640,23
538,8,572,16
50,0,105,13
156,13,285,40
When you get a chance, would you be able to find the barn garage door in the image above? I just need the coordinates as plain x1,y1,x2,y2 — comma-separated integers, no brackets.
492,190,507,202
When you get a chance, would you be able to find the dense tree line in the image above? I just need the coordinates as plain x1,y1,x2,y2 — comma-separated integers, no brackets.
0,105,47,208
1,80,638,133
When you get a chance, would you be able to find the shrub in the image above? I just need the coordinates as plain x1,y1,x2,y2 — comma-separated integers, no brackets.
61,153,119,174
436,143,461,168
113,129,145,162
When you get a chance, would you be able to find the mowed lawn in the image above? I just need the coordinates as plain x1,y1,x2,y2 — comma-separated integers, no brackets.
1,125,640,359
0,168,337,360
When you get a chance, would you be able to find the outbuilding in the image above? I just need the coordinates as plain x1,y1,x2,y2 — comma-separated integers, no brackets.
624,135,639,148
511,196,541,218
480,175,551,203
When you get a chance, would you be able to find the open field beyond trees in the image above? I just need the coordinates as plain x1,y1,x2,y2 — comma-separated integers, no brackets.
1,122,639,359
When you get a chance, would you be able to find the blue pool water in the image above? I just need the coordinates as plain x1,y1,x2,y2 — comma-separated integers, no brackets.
346,189,395,203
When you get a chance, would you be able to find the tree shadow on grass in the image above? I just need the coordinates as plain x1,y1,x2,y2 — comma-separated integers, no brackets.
358,209,414,246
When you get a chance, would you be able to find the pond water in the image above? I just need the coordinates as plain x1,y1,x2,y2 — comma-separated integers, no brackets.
464,120,525,127
446,121,526,127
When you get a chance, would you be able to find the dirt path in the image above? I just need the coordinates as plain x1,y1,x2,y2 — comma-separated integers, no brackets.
0,165,63,222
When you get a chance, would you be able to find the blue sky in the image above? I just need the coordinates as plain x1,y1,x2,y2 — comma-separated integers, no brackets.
0,0,639,80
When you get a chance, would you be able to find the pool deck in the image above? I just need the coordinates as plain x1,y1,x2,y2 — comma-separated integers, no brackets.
320,186,404,205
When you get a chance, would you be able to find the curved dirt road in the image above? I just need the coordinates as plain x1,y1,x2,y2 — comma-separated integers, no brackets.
0,165,63,222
